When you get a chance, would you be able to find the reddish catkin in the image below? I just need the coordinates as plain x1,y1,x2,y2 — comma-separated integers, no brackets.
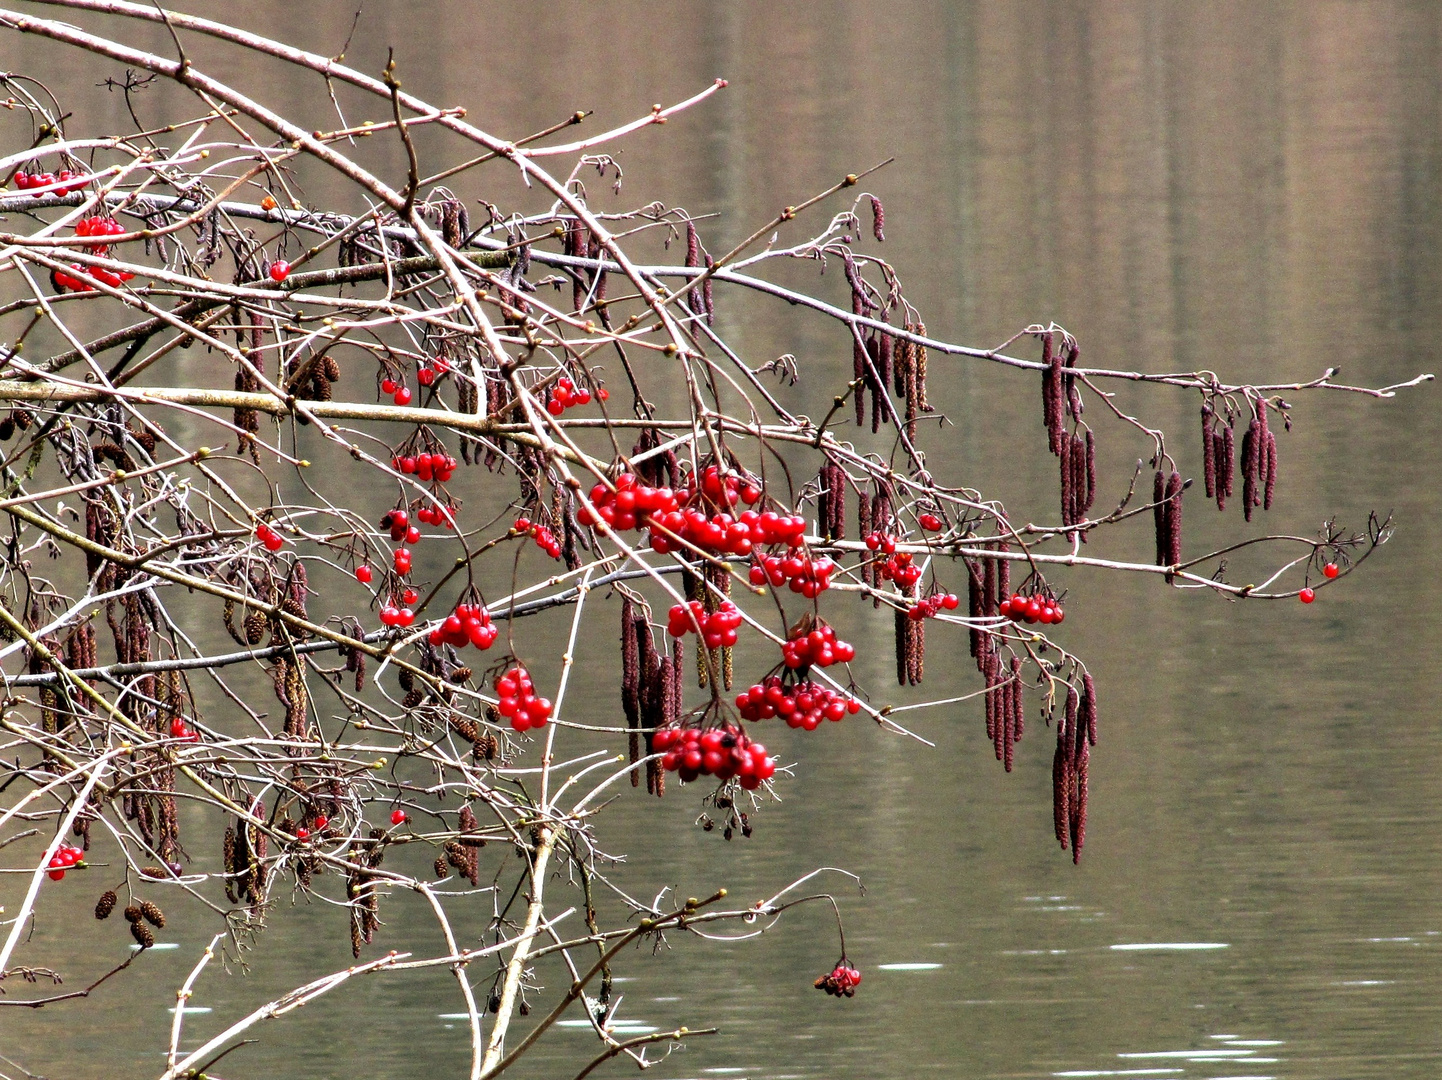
1048,345,1066,455
1082,671,1098,746
997,540,1011,601
1059,432,1074,527
894,334,911,397
878,323,894,395
912,323,930,412
984,649,997,742
967,557,984,660
1002,672,1016,773
983,550,998,621
1264,430,1278,510
857,492,873,587
1241,419,1258,522
703,253,715,325
869,194,886,241
1041,331,1056,438
1053,734,1071,848
1071,753,1089,862
1164,470,1183,581
895,602,909,687
1153,470,1167,566
1222,423,1234,504
622,599,640,785
1082,431,1096,514
1066,343,1084,421
1011,656,1025,739
868,337,885,434
852,295,867,427
1256,404,1271,489
1202,406,1216,499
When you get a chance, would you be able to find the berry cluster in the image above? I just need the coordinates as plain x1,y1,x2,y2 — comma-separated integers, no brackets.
417,356,450,386
393,452,458,484
863,531,898,554
578,468,787,557
15,169,86,195
379,376,413,406
75,215,124,250
735,675,862,728
378,602,416,628
428,603,498,650
46,843,85,881
381,509,422,545
814,963,862,997
1000,592,1065,625
748,552,837,597
653,724,776,788
666,599,742,647
168,715,199,742
393,547,413,576
878,550,921,588
782,622,855,669
496,666,552,731
514,516,562,559
255,522,284,552
544,375,608,415
907,592,960,620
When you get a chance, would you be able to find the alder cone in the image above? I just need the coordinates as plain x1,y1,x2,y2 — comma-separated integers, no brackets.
131,921,155,949
95,890,117,920
139,900,166,928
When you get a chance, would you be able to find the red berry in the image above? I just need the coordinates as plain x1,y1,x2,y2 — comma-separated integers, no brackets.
418,367,435,386
295,826,310,840
1323,563,1340,579
313,815,329,830
394,386,413,406
269,260,290,282
1299,588,1316,604
355,565,374,584
390,808,407,825
47,868,66,881
381,377,397,394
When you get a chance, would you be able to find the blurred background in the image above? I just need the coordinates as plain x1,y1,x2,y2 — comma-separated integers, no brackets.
4,3,1441,1078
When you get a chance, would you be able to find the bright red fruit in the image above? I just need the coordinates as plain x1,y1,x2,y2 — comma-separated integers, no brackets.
355,565,374,584
269,260,290,282
390,808,407,825
1299,588,1316,604
1323,563,1339,579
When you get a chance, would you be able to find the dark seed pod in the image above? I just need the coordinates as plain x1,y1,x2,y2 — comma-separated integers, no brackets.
1083,430,1096,516
123,904,142,923
1202,407,1216,499
1164,471,1183,581
130,920,155,949
95,890,117,920
139,865,167,879
912,323,929,412
139,900,165,928
852,298,867,427
12,408,32,431
0,417,14,441
1152,470,1167,566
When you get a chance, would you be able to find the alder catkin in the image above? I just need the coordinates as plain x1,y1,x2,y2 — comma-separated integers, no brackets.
1082,671,1098,746
1059,432,1074,527
869,194,885,241
1164,470,1183,582
1264,430,1278,510
1219,424,1234,508
1011,656,1025,740
1202,407,1216,499
1153,470,1167,565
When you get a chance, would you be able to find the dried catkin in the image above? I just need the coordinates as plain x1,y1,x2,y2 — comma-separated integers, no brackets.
1041,332,1056,439
1083,430,1096,515
967,557,984,660
1002,672,1016,773
878,323,894,395
852,293,867,427
868,337,885,434
894,602,909,687
857,492,873,588
1011,656,1025,739
1060,432,1074,527
1164,470,1183,579
1220,423,1235,506
1153,470,1167,566
1081,671,1098,746
997,540,1011,601
912,322,930,412
1241,417,1258,521
621,599,640,784
869,194,886,241
1053,728,1071,848
1202,407,1216,499
1263,430,1278,510
1066,343,1084,421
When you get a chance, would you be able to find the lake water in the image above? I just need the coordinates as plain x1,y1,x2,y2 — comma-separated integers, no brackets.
4,3,1441,1078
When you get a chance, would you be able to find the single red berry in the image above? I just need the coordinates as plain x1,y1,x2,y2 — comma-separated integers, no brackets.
355,565,374,584
295,826,310,840
269,260,290,282
390,808,407,825
417,367,435,386
313,815,329,830
1299,588,1316,604
47,868,66,881
381,377,397,394
1323,563,1340,579
394,386,413,406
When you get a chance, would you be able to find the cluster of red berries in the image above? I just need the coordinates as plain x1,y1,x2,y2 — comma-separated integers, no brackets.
15,169,86,195
666,599,742,647
917,512,944,531
815,963,862,997
496,666,553,731
378,601,416,628
782,623,854,669
75,215,125,249
749,552,837,597
544,376,609,415
53,262,135,292
417,357,450,386
381,509,422,545
428,603,498,650
168,715,199,742
578,469,787,558
46,843,85,881
907,592,960,620
255,522,285,552
878,550,922,588
999,593,1065,625
863,531,898,554
513,517,562,559
379,377,414,406
393,452,458,484
653,724,776,788
736,675,862,728
393,547,413,575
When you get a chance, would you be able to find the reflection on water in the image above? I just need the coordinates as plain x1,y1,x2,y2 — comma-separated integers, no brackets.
5,2,1442,1078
